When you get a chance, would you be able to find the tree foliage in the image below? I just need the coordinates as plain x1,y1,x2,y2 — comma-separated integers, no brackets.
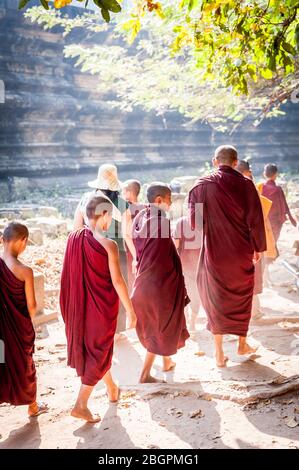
24,1,299,131
19,0,122,23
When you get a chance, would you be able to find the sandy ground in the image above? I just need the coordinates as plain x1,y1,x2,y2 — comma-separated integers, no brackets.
1,222,299,449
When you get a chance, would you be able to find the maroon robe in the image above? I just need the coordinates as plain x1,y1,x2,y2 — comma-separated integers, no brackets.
126,202,145,293
0,258,36,405
131,206,190,356
260,180,296,242
172,216,202,313
189,165,266,336
60,228,119,386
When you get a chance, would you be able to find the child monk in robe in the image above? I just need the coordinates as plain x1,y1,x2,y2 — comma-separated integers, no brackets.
0,222,48,417
172,216,202,330
236,160,276,319
122,179,145,292
60,195,137,423
131,183,190,383
257,163,297,245
257,163,297,285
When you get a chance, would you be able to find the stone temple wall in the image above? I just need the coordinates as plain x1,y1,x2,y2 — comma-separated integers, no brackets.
0,0,298,187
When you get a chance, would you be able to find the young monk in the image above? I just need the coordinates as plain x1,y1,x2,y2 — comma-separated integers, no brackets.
0,222,48,417
257,163,297,246
122,179,145,292
172,215,202,330
257,163,297,285
60,195,137,423
131,183,190,383
236,160,276,319
189,146,266,367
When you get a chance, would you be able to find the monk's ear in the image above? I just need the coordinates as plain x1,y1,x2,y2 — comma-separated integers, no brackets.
212,157,218,168
20,236,28,247
0,233,3,245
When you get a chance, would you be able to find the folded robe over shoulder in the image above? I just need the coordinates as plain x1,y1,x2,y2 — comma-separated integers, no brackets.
131,206,190,356
189,166,266,337
60,228,119,386
0,258,36,405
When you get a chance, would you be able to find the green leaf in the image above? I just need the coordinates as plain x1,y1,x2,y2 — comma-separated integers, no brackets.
268,55,276,72
39,0,49,10
260,68,273,79
282,41,296,55
101,8,110,23
18,0,30,9
187,0,199,12
101,0,121,13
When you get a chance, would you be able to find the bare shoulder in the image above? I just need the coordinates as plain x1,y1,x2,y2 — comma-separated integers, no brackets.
14,261,33,282
100,237,119,255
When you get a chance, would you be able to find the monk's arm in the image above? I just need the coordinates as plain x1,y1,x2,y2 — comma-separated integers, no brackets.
122,210,136,260
107,241,137,328
173,238,180,250
73,204,84,230
24,267,37,319
246,181,267,253
188,186,204,231
280,188,297,227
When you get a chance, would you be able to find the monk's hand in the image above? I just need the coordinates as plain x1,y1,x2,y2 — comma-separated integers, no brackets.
127,310,137,329
253,252,262,264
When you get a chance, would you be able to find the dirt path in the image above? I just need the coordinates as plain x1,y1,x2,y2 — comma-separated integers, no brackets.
0,222,299,449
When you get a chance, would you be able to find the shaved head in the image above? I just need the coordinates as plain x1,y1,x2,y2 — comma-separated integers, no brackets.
122,179,141,198
86,195,113,220
214,145,238,166
147,182,171,203
264,163,278,178
2,222,29,242
236,160,251,174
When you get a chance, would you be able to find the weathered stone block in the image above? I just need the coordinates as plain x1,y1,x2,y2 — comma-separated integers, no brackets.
170,176,198,194
18,208,36,219
0,210,18,220
29,228,43,246
34,272,45,315
26,217,68,237
38,207,60,218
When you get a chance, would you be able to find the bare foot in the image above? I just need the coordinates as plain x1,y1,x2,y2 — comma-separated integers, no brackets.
71,406,101,423
162,358,176,372
107,385,120,403
216,355,229,368
238,343,258,355
139,375,166,384
28,401,48,417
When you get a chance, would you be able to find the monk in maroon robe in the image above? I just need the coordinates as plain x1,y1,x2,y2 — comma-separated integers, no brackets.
60,195,136,423
258,163,297,245
0,222,47,417
131,183,190,383
189,146,266,367
122,179,145,293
